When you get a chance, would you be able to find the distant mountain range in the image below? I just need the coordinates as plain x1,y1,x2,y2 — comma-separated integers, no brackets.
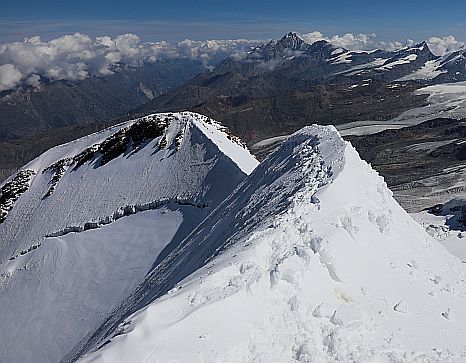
137,32,466,210
1,32,466,210
141,32,466,144
214,32,438,83
0,59,204,141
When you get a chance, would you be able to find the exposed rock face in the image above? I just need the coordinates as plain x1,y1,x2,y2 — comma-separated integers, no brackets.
429,197,466,231
0,169,35,223
348,118,466,211
434,50,466,83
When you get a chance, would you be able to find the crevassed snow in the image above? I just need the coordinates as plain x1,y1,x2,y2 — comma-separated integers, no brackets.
330,51,352,64
0,112,258,363
77,125,466,363
391,82,466,125
333,58,387,76
0,112,258,259
338,82,466,137
377,53,418,70
397,58,446,81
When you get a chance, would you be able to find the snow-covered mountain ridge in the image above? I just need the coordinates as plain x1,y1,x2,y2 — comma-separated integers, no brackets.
72,125,466,362
2,113,466,362
0,111,258,363
215,32,441,83
0,112,256,256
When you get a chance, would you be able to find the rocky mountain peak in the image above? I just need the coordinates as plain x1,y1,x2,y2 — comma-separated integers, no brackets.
277,32,306,50
409,41,435,57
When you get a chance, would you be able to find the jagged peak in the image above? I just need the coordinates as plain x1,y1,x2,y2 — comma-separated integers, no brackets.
277,31,307,50
415,41,432,53
280,31,303,41
405,40,434,55
310,39,334,49
35,112,257,178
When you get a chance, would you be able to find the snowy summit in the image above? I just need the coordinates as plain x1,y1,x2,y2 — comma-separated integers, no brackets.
75,124,466,362
1,113,465,362
0,112,258,363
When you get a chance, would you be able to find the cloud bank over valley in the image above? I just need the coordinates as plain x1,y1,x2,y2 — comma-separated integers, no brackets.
0,31,464,91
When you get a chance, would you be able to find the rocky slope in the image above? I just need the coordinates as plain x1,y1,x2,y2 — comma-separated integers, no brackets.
348,118,466,211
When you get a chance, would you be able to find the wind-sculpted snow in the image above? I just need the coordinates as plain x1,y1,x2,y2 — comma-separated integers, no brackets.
74,125,466,363
0,112,258,363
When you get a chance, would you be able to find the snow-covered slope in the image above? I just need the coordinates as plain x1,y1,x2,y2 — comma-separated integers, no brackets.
371,82,466,131
73,126,466,363
0,112,258,363
413,198,466,263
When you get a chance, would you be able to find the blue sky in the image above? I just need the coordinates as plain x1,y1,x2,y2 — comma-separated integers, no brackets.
1,0,466,43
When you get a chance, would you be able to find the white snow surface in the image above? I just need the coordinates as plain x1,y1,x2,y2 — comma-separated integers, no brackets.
333,58,387,76
330,51,352,64
377,54,418,70
0,111,257,258
393,82,466,125
77,125,466,363
397,59,446,81
0,111,258,363
337,82,466,137
413,209,466,263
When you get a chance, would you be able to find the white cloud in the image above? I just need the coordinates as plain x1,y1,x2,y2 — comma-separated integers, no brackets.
377,40,405,52
328,33,375,50
0,31,464,92
299,31,326,45
301,31,377,51
0,64,22,91
426,36,464,56
0,33,259,91
300,31,464,55
175,38,260,63
25,74,41,87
